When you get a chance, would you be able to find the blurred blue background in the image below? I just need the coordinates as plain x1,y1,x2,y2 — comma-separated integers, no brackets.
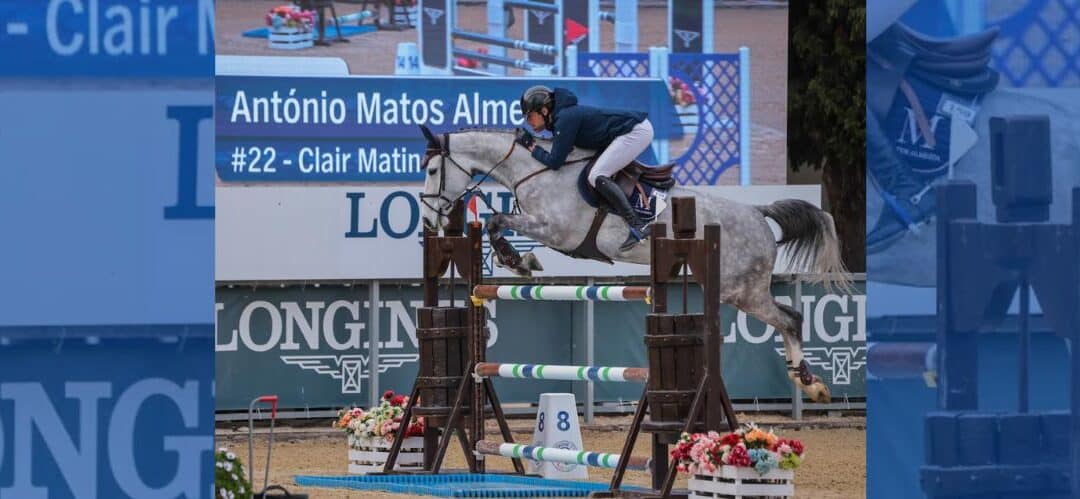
0,0,215,496
867,0,1080,497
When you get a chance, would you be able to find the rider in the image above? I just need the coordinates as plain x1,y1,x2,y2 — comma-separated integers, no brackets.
515,85,655,251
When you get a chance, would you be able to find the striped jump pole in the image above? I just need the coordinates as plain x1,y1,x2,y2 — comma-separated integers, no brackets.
476,441,652,472
471,284,650,302
475,363,648,382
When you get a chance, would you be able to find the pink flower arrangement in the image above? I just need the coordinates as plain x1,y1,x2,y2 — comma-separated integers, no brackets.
334,390,424,448
266,5,315,31
668,76,697,106
671,423,806,476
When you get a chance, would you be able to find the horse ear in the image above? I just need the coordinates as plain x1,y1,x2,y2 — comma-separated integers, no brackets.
419,124,438,147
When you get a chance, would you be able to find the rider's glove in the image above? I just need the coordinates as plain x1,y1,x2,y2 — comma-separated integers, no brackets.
514,127,536,149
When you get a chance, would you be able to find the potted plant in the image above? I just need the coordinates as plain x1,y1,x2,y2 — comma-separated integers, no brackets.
214,447,252,499
334,390,426,474
670,424,804,498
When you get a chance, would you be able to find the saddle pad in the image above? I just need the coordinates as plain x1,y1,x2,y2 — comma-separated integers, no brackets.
880,62,993,180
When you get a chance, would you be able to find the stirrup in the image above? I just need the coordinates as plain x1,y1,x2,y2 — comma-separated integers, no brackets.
619,225,651,251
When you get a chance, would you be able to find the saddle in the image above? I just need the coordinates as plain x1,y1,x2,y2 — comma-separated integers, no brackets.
577,158,676,209
869,23,999,116
868,22,1000,177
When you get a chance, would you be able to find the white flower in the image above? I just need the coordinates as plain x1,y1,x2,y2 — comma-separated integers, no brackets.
219,488,229,499
223,461,233,472
231,473,238,481
228,491,235,499
239,487,245,494
226,451,237,461
216,462,224,469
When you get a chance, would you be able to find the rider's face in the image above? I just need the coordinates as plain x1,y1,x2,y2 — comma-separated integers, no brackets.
526,110,546,132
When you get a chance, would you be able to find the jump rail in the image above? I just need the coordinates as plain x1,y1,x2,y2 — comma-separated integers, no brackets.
475,362,649,382
471,284,651,302
476,440,653,472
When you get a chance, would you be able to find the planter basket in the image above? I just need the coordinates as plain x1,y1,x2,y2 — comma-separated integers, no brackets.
269,26,313,50
348,435,424,474
688,466,794,499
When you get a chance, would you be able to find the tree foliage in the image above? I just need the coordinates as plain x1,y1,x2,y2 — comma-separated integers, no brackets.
788,0,866,272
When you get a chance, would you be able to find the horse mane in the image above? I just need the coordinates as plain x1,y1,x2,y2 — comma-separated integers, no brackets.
454,127,562,147
450,127,597,164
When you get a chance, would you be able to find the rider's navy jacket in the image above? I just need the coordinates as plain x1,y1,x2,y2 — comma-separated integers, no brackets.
530,88,646,170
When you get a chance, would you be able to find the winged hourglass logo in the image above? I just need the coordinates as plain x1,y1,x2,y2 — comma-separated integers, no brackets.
280,353,420,394
674,29,701,49
774,347,867,385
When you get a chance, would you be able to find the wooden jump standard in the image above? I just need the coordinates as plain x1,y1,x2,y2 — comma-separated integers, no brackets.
383,198,737,499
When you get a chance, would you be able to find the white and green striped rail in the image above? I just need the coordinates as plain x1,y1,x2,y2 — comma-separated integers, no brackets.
476,440,652,471
474,363,648,382
471,284,650,302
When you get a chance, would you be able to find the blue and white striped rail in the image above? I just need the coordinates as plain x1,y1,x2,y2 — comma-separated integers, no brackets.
476,440,652,471
475,363,648,382
471,284,650,302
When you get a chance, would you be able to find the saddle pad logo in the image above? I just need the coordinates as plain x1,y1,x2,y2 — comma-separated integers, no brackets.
884,76,982,177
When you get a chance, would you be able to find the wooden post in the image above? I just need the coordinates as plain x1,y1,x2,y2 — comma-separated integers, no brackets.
703,224,722,432
467,220,486,473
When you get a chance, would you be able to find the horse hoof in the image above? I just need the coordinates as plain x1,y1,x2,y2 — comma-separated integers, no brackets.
494,258,532,277
522,252,544,271
811,377,832,404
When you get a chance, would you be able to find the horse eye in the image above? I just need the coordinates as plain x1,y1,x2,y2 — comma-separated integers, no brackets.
427,167,438,176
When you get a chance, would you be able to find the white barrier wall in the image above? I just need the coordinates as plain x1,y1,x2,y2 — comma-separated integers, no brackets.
216,185,820,281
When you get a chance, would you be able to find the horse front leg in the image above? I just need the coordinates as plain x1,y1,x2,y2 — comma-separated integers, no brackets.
487,213,547,277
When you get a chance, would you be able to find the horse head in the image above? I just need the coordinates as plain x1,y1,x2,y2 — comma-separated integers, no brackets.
418,125,477,230
418,126,522,230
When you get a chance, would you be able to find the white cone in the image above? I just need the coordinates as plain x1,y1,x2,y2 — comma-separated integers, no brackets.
530,393,587,480
395,42,420,75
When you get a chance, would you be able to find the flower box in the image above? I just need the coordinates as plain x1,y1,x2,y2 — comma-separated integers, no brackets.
688,465,794,498
347,435,424,474
268,26,313,50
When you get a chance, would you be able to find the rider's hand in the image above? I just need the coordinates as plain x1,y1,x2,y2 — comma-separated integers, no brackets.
514,127,536,150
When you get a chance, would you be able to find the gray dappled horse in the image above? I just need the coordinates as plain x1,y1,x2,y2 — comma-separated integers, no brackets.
418,125,851,403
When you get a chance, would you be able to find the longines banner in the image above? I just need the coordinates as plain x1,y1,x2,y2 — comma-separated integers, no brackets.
215,185,821,281
215,280,865,411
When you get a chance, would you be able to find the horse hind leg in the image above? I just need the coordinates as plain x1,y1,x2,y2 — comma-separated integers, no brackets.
739,294,831,404
778,302,831,403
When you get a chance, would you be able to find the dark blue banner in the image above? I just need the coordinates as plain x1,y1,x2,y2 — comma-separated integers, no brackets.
0,333,214,498
0,0,213,78
215,75,675,182
867,1,1080,498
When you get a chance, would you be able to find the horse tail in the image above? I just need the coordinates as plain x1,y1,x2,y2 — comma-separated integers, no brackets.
756,200,853,294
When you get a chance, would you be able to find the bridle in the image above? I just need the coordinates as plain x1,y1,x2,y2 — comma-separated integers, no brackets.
419,130,597,227
419,132,518,225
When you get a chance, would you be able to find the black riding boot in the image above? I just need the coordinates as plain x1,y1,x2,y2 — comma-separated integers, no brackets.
595,175,651,251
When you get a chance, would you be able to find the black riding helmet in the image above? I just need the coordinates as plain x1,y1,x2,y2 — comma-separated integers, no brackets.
520,85,553,117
